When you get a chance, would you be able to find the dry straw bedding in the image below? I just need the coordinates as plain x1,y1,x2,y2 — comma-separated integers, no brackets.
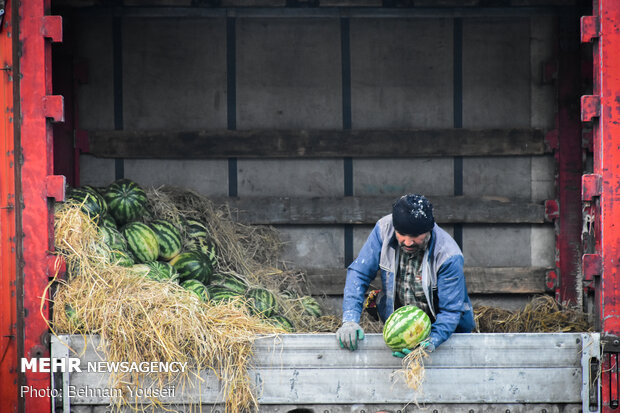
49,185,592,411
51,203,278,412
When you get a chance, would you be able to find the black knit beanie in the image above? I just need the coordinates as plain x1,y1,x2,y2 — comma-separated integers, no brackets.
392,194,435,236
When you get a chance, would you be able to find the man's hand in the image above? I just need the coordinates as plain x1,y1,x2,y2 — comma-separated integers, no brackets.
392,340,435,358
336,322,365,351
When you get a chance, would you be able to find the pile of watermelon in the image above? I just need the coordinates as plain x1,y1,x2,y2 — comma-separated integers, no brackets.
65,179,311,333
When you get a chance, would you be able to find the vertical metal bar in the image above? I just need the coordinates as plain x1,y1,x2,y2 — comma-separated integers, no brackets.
18,0,57,411
227,16,237,197
113,14,124,180
341,17,353,267
453,17,463,251
597,0,620,339
556,12,582,305
588,0,620,411
610,354,614,407
612,353,620,409
0,0,17,410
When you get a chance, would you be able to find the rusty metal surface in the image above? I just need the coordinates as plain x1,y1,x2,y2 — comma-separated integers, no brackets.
582,0,620,411
18,0,64,412
0,0,17,411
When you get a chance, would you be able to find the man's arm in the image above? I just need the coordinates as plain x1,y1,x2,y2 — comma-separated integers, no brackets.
342,223,383,323
428,255,467,349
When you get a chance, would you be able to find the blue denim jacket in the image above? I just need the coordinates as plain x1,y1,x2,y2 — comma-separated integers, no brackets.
342,215,475,349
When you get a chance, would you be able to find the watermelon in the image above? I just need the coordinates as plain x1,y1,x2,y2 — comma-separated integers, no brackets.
206,285,242,304
185,218,209,239
246,288,278,317
110,250,134,267
65,303,83,329
169,251,213,284
145,261,179,282
100,225,128,251
102,214,118,228
300,296,322,318
382,305,431,351
210,273,248,294
281,290,299,299
66,187,108,224
181,280,209,301
186,236,217,259
103,179,149,226
82,185,106,196
268,314,295,332
122,222,160,263
150,219,183,260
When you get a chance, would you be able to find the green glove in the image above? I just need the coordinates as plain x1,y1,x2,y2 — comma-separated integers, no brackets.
336,321,365,351
392,340,435,358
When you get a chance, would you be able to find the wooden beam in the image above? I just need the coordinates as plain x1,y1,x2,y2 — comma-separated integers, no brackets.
86,128,548,159
302,267,551,295
211,195,546,225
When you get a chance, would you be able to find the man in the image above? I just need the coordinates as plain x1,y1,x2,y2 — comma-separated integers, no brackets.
336,194,475,356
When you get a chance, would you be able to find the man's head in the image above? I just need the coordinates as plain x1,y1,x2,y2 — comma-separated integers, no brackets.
392,194,434,254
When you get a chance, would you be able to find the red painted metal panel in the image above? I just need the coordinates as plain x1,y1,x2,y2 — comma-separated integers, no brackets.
18,0,63,412
584,0,620,411
0,0,18,411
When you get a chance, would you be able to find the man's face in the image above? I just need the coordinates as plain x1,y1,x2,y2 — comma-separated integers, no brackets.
395,231,431,254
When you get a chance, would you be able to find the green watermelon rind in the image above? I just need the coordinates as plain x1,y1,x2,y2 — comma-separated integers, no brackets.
150,219,183,261
66,187,108,224
246,288,278,318
205,285,242,304
181,280,209,301
209,273,248,294
300,296,322,318
122,222,160,263
103,179,148,226
268,314,295,333
109,249,135,267
145,261,179,283
100,225,128,251
169,251,213,285
382,305,431,351
185,219,209,239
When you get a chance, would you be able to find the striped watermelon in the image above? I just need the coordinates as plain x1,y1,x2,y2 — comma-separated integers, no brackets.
122,222,160,263
210,273,248,294
300,296,322,318
246,288,278,318
82,185,106,196
185,219,209,239
103,179,148,226
181,280,208,301
382,305,431,351
186,237,217,260
66,187,108,224
281,290,300,299
110,249,134,267
150,219,183,260
100,225,128,251
268,314,295,332
169,251,213,284
102,214,118,228
206,285,242,304
145,261,179,282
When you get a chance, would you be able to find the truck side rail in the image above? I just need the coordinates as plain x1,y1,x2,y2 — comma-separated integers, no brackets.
50,332,600,412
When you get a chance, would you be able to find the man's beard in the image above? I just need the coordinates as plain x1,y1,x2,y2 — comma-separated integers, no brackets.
400,235,430,255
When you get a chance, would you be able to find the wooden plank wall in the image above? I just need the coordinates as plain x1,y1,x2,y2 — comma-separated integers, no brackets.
66,5,559,311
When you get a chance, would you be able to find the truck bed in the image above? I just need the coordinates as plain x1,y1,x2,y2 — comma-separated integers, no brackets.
51,332,599,412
